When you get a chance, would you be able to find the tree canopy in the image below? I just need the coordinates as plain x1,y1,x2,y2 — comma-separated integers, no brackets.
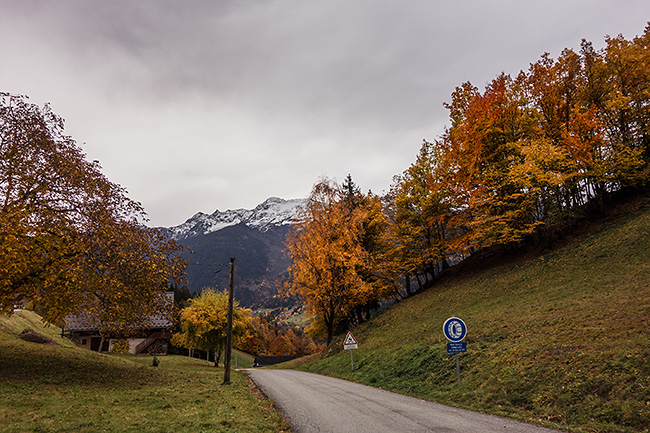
384,26,650,289
0,93,186,327
284,26,650,344
284,177,397,345
171,288,250,365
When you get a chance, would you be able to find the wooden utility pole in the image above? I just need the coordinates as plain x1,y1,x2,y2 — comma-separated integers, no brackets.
223,257,235,384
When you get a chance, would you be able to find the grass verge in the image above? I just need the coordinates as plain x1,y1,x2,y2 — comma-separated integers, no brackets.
0,310,290,433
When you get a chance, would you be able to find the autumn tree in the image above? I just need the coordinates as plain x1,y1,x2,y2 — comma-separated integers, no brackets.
600,28,650,162
341,175,398,323
237,315,317,356
524,41,646,217
285,177,396,345
283,327,318,356
371,26,650,303
385,140,454,294
172,288,250,365
394,26,650,262
0,93,186,326
439,74,545,251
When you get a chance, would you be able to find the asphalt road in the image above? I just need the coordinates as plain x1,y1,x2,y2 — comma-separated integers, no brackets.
247,369,562,433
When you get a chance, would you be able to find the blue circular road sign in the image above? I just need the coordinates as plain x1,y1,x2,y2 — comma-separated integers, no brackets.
443,317,467,342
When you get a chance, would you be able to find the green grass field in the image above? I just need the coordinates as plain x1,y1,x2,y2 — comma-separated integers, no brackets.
294,197,650,433
0,310,289,433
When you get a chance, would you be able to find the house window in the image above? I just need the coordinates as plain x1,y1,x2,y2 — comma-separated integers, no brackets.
81,339,87,345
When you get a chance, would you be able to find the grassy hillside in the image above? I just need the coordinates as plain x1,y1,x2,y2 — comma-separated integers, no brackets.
295,197,650,433
0,310,289,433
233,348,256,369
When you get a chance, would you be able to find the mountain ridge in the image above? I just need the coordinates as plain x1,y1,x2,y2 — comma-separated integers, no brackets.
164,197,306,240
158,197,306,307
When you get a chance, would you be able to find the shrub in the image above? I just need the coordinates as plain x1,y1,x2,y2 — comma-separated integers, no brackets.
111,339,129,353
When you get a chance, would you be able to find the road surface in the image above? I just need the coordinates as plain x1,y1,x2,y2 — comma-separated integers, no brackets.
247,369,562,433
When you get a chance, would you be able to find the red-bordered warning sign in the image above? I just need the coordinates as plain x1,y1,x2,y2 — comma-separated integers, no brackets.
343,332,358,350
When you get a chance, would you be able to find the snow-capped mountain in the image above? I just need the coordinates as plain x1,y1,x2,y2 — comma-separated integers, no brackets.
167,197,305,240
160,197,306,307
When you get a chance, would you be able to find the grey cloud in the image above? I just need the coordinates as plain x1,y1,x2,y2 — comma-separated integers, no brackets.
0,0,648,226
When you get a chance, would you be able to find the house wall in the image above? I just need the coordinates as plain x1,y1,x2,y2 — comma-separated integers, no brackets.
68,333,109,352
106,338,145,354
75,336,92,351
128,338,147,354
67,331,169,354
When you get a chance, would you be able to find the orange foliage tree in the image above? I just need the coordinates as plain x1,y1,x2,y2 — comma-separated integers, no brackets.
285,177,397,345
0,93,186,326
385,25,649,282
385,140,453,293
236,315,317,356
439,74,544,251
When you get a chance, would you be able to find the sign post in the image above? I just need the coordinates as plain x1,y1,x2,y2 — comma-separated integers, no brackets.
343,332,358,371
443,317,467,385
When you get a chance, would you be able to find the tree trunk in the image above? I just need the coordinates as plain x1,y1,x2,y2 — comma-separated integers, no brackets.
415,273,424,290
325,300,335,346
364,304,372,322
325,311,334,346
215,347,223,367
326,324,333,346
355,306,364,325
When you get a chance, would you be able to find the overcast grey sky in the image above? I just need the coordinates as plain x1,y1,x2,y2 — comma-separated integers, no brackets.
1,1,648,226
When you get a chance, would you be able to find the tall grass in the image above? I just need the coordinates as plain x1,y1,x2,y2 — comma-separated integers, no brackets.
298,198,650,433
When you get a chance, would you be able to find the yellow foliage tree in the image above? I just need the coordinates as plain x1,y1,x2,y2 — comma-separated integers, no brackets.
385,140,453,293
172,288,250,366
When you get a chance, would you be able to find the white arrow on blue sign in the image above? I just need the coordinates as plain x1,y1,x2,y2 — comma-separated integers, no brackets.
443,317,467,342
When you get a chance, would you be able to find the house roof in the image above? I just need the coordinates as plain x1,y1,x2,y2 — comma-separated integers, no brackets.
65,292,174,332
65,309,98,331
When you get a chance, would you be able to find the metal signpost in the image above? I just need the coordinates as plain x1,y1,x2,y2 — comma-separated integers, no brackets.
343,332,358,371
443,316,467,385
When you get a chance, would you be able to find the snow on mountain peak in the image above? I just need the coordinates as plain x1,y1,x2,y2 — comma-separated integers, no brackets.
166,197,305,240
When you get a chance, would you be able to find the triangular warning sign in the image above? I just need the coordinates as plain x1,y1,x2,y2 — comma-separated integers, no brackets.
344,332,358,346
